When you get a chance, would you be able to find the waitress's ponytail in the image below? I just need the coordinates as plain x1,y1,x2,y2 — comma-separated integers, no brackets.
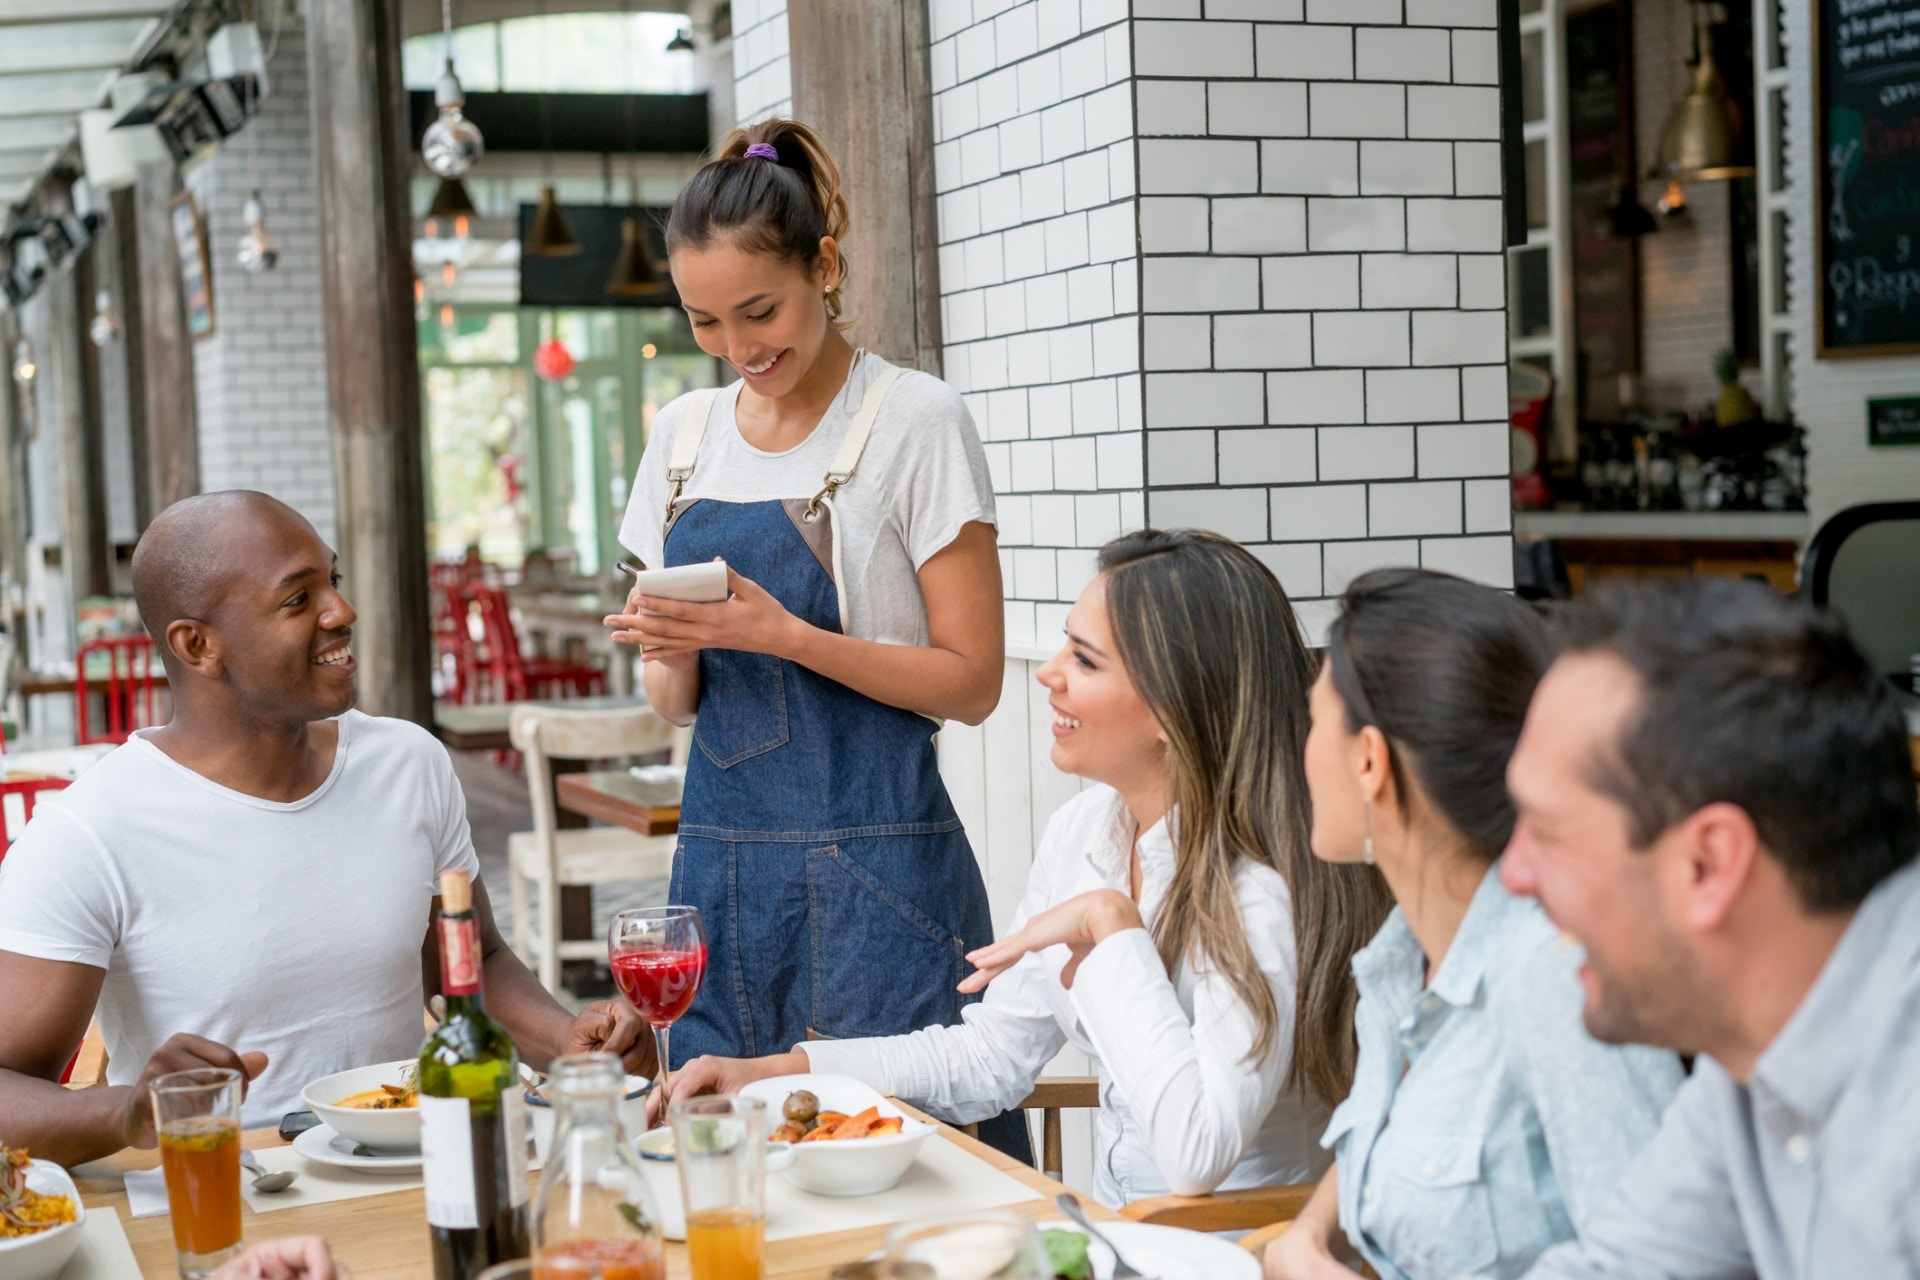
667,117,852,324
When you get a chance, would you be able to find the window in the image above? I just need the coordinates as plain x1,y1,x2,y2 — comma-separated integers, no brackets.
402,12,697,96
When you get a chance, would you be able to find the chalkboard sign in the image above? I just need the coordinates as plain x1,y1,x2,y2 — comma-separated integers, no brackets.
1815,0,1920,356
1868,394,1920,443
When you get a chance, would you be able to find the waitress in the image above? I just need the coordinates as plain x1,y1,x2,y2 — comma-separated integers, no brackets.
607,120,1006,1092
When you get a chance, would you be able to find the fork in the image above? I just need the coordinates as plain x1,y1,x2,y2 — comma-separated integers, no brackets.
1054,1191,1153,1280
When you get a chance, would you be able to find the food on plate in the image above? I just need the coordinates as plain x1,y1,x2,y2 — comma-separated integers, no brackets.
769,1096,905,1145
335,1064,420,1109
1040,1229,1092,1280
0,1144,76,1238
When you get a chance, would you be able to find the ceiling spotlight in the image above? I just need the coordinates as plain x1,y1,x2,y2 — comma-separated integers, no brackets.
89,289,122,346
11,336,36,384
237,189,279,272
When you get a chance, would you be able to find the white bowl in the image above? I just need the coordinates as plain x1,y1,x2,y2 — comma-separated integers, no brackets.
301,1060,422,1152
737,1073,936,1197
634,1126,688,1240
521,1070,654,1165
0,1159,87,1280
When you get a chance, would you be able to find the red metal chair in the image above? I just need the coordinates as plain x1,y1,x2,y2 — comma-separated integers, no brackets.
470,585,606,702
75,636,160,745
434,582,488,705
1,775,71,855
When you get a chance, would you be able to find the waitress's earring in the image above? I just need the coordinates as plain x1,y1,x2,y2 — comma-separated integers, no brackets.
1362,801,1376,866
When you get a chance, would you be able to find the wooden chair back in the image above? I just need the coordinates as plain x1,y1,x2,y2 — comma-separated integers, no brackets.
508,703,685,842
0,775,72,854
75,636,160,744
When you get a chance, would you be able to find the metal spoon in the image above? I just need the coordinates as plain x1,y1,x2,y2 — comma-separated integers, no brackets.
1054,1191,1152,1280
240,1150,297,1194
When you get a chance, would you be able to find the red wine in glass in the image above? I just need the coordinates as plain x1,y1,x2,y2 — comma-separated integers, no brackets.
609,905,706,1119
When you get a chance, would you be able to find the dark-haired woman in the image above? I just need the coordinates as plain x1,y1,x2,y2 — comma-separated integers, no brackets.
1265,570,1683,1280
603,120,1006,1085
662,530,1391,1204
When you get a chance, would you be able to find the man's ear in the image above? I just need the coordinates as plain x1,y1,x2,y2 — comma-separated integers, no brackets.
1670,801,1761,934
165,618,222,678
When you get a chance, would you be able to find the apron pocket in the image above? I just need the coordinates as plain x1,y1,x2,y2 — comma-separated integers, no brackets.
804,843,967,1039
695,651,791,768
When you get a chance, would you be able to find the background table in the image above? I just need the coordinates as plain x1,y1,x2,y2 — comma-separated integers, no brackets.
433,695,643,754
556,770,681,835
71,1104,1106,1278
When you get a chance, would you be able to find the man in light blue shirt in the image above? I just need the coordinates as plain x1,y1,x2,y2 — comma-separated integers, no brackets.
1502,578,1920,1280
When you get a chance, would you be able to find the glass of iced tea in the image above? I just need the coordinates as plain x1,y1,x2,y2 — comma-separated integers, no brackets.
668,1095,769,1280
150,1067,245,1277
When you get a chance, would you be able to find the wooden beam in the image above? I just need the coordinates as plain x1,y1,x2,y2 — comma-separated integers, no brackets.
48,204,112,599
788,0,944,375
0,311,25,595
306,0,434,727
110,184,152,533
132,161,199,519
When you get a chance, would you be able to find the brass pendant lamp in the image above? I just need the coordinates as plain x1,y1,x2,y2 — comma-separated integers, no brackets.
523,0,580,256
606,218,663,296
1655,1,1754,182
427,175,478,220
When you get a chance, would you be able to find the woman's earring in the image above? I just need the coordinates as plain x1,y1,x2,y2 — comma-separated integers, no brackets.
1362,801,1376,866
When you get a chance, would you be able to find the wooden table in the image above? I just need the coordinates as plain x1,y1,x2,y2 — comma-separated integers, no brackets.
556,771,683,836
72,1106,1104,1278
434,696,645,753
17,669,169,698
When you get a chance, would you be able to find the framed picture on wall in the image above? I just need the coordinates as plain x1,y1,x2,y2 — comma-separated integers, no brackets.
169,192,215,340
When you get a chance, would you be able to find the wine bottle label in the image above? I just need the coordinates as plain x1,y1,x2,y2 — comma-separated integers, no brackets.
439,916,481,996
502,1087,531,1208
420,1095,478,1228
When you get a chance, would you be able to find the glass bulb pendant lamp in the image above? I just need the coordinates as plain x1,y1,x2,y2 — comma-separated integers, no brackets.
237,190,279,273
422,0,483,179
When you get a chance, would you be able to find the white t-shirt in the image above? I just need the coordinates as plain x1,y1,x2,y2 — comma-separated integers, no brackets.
0,711,479,1126
617,351,997,648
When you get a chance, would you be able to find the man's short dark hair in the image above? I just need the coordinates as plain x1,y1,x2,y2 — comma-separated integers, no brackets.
1558,577,1919,912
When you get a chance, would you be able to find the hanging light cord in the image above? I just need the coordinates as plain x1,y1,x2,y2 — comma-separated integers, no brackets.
442,0,457,63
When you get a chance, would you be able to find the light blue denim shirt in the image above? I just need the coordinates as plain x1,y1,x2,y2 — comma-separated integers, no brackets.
1326,865,1684,1280
1526,859,1920,1280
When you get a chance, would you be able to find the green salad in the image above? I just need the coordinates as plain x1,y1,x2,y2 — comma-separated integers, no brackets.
1041,1229,1093,1280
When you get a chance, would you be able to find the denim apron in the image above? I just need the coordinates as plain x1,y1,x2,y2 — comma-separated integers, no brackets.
657,361,997,1066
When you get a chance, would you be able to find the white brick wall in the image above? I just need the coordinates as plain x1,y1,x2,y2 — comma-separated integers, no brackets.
183,24,336,545
1136,3,1515,637
731,0,792,123
929,0,1141,646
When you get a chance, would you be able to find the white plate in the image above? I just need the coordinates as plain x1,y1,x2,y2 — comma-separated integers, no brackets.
1034,1221,1260,1280
292,1122,424,1175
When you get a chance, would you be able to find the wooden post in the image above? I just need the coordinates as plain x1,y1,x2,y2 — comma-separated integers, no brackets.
110,185,153,533
49,227,112,600
788,0,944,375
132,162,200,519
0,311,25,596
306,0,433,727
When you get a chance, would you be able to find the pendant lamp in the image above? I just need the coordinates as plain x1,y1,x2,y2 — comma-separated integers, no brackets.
421,0,483,179
606,218,663,296
1604,182,1657,239
525,185,581,256
1654,1,1753,182
427,175,478,220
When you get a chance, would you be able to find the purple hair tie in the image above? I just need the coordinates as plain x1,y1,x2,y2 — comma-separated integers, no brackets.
744,142,780,161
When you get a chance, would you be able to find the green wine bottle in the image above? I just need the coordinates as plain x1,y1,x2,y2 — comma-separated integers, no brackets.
420,870,530,1280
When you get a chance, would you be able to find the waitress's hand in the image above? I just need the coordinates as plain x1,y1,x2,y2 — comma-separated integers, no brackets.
957,889,1144,994
606,566,803,663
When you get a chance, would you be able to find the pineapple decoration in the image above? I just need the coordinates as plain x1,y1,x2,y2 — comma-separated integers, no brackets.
1714,348,1759,426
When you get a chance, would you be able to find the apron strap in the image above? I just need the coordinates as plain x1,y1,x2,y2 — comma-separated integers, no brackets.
806,364,906,519
663,387,723,523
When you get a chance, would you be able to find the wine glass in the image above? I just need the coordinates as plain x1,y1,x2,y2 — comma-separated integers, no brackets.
609,905,707,1114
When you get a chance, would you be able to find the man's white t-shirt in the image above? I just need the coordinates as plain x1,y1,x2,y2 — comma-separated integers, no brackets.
0,711,479,1126
617,351,998,648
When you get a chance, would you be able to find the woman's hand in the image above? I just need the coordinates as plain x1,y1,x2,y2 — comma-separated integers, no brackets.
210,1237,346,1280
958,889,1144,994
604,566,803,665
1262,1221,1357,1280
644,1050,809,1125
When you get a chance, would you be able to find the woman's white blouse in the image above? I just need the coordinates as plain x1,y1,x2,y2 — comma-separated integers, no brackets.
1328,865,1685,1280
801,785,1328,1207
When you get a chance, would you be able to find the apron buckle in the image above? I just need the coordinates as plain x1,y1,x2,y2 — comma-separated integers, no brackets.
803,473,850,522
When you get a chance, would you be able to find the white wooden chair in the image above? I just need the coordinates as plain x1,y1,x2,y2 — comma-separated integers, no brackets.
506,703,687,993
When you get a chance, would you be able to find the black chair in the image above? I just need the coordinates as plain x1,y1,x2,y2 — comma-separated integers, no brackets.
1801,501,1920,684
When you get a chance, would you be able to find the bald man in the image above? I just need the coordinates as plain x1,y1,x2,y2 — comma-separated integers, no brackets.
0,492,652,1167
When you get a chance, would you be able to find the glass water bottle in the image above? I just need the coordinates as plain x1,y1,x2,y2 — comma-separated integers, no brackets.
531,1053,665,1280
